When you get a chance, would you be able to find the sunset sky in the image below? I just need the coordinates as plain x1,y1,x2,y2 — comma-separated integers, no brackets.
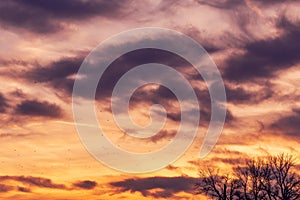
0,0,300,199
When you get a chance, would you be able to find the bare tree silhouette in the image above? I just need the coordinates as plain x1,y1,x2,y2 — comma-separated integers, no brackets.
235,158,267,200
268,154,300,200
195,168,242,200
195,154,300,200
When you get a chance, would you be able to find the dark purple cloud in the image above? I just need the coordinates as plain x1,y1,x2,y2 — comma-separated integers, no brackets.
25,49,228,124
195,0,245,9
129,84,182,122
24,49,190,99
110,176,198,198
223,17,300,82
0,176,67,189
0,93,8,113
195,0,295,10
25,56,85,95
270,108,300,139
180,26,224,53
225,86,253,103
28,57,83,82
253,0,296,6
0,0,131,34
19,23,285,129
22,49,232,127
0,175,98,192
129,83,235,125
17,186,31,193
0,184,13,193
15,100,62,118
95,48,194,101
72,180,97,190
225,83,273,104
21,14,300,128
87,41,278,123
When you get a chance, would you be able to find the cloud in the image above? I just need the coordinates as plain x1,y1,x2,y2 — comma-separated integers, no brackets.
217,132,263,146
0,92,8,113
129,83,234,124
72,180,97,190
270,108,300,139
129,84,181,122
22,48,231,127
17,186,31,193
225,83,273,104
165,165,188,176
188,149,250,169
193,87,234,124
0,59,33,67
148,130,177,143
180,25,228,52
0,175,100,194
32,48,231,125
15,100,62,118
210,157,246,165
195,0,245,9
131,85,178,104
223,17,300,82
138,80,233,125
0,184,13,193
0,176,67,189
225,86,254,103
10,89,28,99
212,148,248,156
25,56,84,95
110,176,198,198
0,133,38,138
94,48,193,101
251,0,296,6
195,0,295,12
0,0,130,34
27,57,82,82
